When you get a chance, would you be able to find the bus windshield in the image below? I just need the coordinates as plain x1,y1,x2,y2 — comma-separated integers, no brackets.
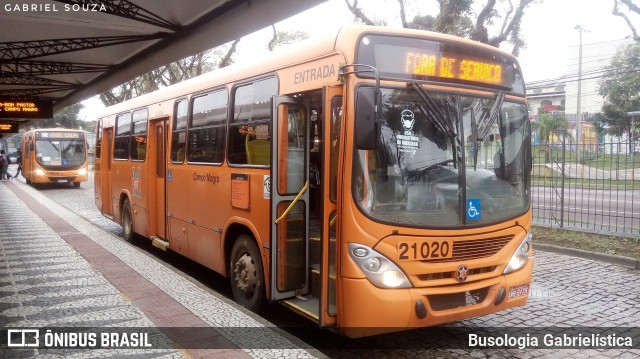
36,138,86,170
353,86,530,228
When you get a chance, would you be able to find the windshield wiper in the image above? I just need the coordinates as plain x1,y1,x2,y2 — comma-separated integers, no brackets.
48,139,60,152
470,92,505,170
408,82,458,169
476,92,505,141
408,82,457,139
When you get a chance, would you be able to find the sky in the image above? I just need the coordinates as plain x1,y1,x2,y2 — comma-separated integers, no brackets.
79,0,637,121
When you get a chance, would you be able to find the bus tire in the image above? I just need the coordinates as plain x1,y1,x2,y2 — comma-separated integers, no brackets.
229,234,264,312
73,182,81,188
121,198,137,244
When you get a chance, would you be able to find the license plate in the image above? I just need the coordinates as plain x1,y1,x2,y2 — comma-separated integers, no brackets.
397,239,453,261
56,179,68,183
508,283,530,299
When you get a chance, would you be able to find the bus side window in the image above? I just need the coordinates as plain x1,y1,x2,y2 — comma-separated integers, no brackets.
188,89,227,164
330,97,342,202
114,112,132,160
229,77,277,166
131,108,148,161
171,99,188,163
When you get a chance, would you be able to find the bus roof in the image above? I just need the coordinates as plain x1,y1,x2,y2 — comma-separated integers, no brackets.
99,25,521,117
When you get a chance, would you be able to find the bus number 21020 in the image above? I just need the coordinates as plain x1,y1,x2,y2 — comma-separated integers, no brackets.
397,240,453,261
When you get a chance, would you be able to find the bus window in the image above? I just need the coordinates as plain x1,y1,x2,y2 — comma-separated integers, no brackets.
114,112,132,160
330,96,342,202
229,77,277,165
188,89,227,164
95,120,102,159
171,99,188,163
131,108,148,161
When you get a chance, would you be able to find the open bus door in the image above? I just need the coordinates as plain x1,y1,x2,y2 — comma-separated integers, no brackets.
101,128,113,216
319,85,343,327
270,96,310,302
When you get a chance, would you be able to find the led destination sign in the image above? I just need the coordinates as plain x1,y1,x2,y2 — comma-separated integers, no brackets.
0,99,53,119
404,52,502,85
357,34,523,91
35,131,84,139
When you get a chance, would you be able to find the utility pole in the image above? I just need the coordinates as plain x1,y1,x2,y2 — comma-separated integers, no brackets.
574,25,584,164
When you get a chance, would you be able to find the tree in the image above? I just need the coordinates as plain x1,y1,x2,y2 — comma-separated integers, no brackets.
598,43,640,149
99,41,240,106
612,0,640,42
532,110,571,162
35,103,84,129
344,0,539,55
268,25,309,51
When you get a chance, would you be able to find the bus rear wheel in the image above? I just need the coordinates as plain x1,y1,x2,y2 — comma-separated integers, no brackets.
121,198,137,244
230,234,264,312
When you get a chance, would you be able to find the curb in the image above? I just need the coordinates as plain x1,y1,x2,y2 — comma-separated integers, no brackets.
534,243,640,270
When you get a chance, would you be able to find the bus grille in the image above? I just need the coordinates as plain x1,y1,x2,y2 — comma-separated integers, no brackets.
425,235,513,263
428,287,490,311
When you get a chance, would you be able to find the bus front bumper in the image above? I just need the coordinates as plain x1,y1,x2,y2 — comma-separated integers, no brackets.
36,170,88,184
339,258,533,337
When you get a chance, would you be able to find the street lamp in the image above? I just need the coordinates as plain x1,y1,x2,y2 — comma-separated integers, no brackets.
574,25,584,164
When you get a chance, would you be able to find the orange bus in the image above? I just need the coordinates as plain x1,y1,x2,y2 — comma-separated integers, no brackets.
95,26,533,337
21,128,89,188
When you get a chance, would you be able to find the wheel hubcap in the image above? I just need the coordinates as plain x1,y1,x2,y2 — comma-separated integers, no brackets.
124,211,131,237
234,253,256,296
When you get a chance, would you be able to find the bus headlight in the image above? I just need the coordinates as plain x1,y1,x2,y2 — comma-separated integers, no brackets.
35,168,45,176
348,243,412,289
503,232,532,274
78,168,87,175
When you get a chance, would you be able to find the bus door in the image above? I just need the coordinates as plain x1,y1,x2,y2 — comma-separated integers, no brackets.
150,118,167,239
94,122,104,211
101,128,114,216
319,86,343,326
23,139,32,183
270,96,310,301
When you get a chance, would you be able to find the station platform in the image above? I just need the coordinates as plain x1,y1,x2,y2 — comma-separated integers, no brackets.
0,179,321,359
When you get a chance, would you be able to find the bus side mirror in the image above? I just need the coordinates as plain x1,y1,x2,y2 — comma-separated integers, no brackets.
355,87,379,150
29,143,34,151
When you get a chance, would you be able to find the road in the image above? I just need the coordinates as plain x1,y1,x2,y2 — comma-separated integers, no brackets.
532,186,640,236
28,174,640,358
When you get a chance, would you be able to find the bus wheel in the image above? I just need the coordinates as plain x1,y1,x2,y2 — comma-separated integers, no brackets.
73,182,81,188
121,199,137,244
230,234,264,312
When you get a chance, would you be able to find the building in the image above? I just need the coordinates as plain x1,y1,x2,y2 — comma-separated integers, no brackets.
564,38,633,116
527,38,635,152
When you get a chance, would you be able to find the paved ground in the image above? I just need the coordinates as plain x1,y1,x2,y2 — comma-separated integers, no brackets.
1,173,639,358
0,179,323,359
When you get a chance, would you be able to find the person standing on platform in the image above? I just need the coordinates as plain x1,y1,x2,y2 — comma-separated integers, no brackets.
0,150,13,181
14,150,22,178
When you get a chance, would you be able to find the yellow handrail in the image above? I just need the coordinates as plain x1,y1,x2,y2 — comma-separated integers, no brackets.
275,180,309,224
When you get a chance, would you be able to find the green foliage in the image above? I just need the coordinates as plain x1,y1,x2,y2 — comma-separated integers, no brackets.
533,111,571,144
268,28,309,51
344,0,538,55
598,43,640,138
408,0,474,38
99,50,219,106
35,103,84,129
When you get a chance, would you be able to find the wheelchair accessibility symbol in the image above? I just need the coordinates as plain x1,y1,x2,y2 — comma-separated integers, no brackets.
466,199,481,221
